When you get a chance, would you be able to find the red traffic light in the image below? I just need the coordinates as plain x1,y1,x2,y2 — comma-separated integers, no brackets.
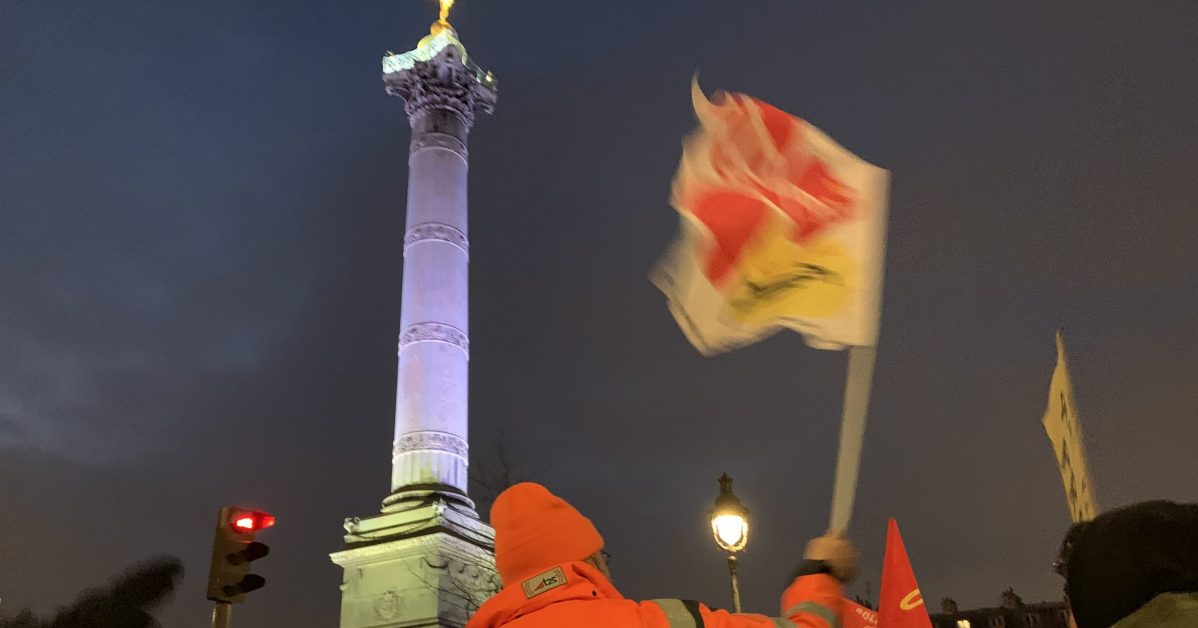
229,511,275,532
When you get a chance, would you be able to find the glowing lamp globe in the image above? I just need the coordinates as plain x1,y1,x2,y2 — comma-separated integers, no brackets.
710,474,749,553
713,514,748,550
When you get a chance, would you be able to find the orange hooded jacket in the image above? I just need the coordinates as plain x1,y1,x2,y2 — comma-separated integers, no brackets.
470,483,845,628
466,560,844,628
467,484,843,623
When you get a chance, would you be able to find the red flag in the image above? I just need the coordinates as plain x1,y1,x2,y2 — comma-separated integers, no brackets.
878,518,932,628
843,599,879,628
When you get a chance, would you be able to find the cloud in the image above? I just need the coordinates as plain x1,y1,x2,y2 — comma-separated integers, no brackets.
0,410,29,444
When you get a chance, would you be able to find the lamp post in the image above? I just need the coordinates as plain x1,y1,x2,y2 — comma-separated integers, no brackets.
710,473,749,613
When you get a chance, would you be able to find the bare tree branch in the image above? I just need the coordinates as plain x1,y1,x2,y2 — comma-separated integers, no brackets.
469,420,554,521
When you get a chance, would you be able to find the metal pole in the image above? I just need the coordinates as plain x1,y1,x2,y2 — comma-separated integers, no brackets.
727,554,742,613
828,345,877,532
212,602,232,628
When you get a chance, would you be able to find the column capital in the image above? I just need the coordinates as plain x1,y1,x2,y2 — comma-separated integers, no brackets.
383,35,497,131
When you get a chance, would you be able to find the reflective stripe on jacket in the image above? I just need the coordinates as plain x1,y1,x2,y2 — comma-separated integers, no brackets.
466,561,844,628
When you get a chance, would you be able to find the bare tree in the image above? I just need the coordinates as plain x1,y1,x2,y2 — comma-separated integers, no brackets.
468,422,552,522
396,422,548,623
0,610,39,628
0,556,182,628
406,557,499,620
390,421,552,623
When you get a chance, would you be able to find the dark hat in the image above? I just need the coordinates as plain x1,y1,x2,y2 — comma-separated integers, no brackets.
1065,500,1198,628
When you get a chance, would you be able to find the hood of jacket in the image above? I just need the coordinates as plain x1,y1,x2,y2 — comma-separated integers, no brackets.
467,561,623,628
1112,592,1198,628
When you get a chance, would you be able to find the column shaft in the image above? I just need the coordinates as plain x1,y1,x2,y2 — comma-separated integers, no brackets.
391,112,472,497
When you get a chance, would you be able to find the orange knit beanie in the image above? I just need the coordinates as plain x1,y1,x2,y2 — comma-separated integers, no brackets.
490,482,605,585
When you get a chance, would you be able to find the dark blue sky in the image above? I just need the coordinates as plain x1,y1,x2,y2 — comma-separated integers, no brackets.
2,1,1196,626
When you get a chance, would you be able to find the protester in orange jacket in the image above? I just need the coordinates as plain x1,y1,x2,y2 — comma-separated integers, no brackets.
467,482,856,628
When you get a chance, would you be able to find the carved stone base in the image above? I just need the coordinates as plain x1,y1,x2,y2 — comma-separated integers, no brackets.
332,496,499,627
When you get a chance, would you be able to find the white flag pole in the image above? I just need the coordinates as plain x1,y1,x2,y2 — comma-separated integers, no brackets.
828,345,877,533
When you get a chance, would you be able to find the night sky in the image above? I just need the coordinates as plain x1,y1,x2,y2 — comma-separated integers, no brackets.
2,2,1197,626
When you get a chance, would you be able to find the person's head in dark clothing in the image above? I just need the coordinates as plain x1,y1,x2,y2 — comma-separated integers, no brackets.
1055,519,1091,579
1060,500,1198,628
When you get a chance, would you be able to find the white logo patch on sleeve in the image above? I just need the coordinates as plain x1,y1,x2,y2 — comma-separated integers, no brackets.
521,566,567,599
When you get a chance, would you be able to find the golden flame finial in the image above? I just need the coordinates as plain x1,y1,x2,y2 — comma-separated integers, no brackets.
418,0,463,50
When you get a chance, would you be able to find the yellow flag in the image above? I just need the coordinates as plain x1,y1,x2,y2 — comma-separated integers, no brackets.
1041,330,1099,522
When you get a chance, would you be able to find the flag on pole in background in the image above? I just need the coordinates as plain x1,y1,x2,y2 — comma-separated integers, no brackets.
652,81,889,355
878,518,932,628
1042,330,1099,523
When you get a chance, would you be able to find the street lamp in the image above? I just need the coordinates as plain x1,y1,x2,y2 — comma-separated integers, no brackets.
710,473,749,613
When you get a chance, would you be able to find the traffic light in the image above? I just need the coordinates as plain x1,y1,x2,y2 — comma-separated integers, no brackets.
206,506,274,604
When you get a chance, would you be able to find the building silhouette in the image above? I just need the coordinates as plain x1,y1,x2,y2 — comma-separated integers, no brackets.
931,589,1069,628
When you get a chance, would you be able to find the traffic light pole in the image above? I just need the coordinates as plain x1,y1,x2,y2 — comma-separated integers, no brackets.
212,601,232,628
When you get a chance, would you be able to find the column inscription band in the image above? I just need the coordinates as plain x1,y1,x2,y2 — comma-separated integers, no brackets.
398,322,469,356
393,431,469,458
404,222,468,254
410,132,467,159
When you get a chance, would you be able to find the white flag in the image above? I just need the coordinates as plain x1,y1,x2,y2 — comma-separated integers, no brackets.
652,82,889,354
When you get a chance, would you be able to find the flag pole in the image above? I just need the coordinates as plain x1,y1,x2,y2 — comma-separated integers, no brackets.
828,345,877,532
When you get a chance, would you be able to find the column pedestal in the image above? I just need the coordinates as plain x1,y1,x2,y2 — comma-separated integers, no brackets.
332,498,499,628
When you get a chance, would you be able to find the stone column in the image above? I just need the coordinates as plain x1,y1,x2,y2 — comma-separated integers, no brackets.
381,30,496,506
330,28,500,628
328,25,500,628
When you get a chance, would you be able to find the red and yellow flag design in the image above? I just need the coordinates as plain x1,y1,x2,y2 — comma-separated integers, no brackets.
653,82,889,354
878,518,932,628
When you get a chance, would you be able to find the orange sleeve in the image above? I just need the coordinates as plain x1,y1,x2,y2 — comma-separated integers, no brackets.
642,599,784,628
778,574,844,627
696,605,802,627
640,574,843,628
